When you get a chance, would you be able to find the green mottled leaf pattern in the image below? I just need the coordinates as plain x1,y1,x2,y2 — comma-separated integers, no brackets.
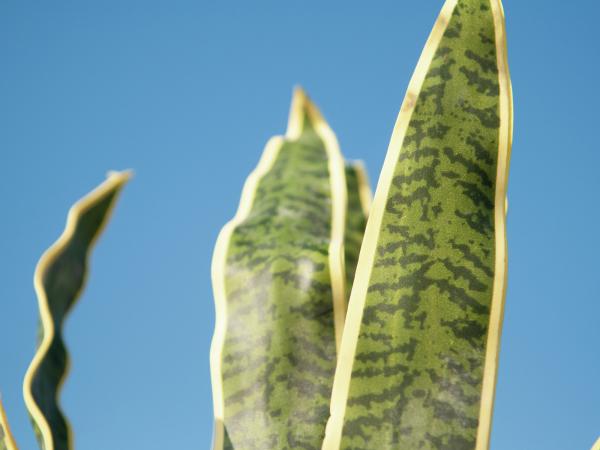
23,171,130,450
343,163,370,299
324,0,512,449
211,89,348,450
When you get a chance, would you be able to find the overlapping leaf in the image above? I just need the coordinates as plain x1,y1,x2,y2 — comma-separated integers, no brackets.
0,398,17,450
323,0,513,449
210,89,373,450
23,171,131,450
343,163,371,299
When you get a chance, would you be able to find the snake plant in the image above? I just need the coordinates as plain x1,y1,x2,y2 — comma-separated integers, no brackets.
0,1,596,449
211,0,516,448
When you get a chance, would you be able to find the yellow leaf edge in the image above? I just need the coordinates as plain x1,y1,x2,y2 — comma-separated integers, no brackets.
320,0,513,449
22,170,132,450
209,87,348,450
0,396,18,450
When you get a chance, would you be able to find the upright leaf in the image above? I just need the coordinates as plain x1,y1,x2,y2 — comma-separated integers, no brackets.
23,171,131,450
323,0,513,449
343,162,371,299
210,88,349,450
0,398,17,450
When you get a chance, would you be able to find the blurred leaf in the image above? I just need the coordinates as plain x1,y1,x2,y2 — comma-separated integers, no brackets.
23,171,131,450
0,398,18,450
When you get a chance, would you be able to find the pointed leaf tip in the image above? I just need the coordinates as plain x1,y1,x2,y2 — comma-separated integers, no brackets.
286,87,327,139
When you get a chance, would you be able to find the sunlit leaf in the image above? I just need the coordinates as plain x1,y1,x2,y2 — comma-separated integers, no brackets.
210,88,356,449
323,0,513,448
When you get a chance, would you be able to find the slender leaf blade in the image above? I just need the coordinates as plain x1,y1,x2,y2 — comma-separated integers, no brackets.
22,171,131,450
323,1,513,449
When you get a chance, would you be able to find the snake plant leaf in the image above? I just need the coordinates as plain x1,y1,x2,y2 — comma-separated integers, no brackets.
344,162,371,299
322,0,513,449
592,437,600,450
22,171,131,450
210,88,349,450
0,398,18,450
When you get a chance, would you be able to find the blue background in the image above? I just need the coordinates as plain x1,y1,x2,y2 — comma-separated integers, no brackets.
1,1,598,449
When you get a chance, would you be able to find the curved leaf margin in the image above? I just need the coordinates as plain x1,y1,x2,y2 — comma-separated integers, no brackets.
22,170,131,450
0,397,18,450
210,88,348,449
322,0,513,448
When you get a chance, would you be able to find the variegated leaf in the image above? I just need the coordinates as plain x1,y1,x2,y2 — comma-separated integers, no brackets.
23,171,131,450
323,0,513,449
211,88,364,450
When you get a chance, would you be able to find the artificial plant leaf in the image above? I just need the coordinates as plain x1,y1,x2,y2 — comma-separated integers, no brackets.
23,171,131,450
343,162,371,299
323,0,513,449
210,88,349,450
0,398,18,450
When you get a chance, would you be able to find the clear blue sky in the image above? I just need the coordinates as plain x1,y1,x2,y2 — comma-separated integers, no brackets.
0,1,598,449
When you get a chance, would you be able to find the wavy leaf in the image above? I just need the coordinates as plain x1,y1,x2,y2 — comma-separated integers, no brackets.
210,88,351,450
0,398,18,450
323,0,513,449
23,171,131,450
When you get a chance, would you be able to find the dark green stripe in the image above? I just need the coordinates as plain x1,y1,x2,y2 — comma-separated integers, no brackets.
220,100,340,450
340,1,504,449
